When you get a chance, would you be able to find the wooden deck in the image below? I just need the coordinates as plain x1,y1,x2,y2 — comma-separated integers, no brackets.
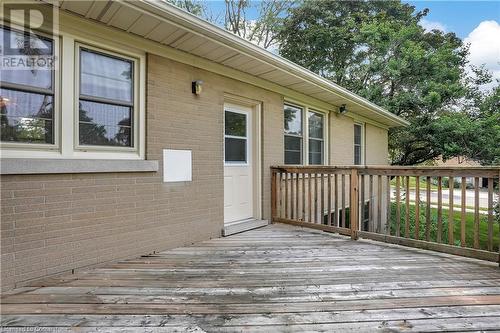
2,224,500,332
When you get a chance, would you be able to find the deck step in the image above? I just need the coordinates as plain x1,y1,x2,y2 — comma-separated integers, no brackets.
222,219,268,236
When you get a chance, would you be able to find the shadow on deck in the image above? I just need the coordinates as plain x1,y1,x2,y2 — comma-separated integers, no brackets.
1,223,500,332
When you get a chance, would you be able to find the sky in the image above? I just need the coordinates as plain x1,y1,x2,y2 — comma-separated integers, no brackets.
405,1,500,89
203,1,500,89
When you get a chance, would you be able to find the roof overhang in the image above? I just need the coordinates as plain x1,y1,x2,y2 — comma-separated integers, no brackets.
50,0,409,128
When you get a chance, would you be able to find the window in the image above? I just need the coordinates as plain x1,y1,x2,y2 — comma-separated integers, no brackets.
354,123,363,165
78,47,134,148
0,26,55,145
308,111,324,165
284,104,303,164
0,23,145,159
224,110,247,163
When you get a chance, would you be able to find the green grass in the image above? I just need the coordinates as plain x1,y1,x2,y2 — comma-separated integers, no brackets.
387,202,499,252
390,176,439,190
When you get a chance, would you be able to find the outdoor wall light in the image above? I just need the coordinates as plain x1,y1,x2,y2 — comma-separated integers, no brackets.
339,104,348,114
192,80,203,95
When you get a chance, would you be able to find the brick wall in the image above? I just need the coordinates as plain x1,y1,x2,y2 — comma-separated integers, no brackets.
0,53,283,291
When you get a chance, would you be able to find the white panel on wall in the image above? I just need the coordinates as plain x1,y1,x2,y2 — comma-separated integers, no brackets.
163,149,192,182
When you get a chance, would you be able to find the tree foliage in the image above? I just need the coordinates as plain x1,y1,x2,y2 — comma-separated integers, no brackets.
277,0,499,165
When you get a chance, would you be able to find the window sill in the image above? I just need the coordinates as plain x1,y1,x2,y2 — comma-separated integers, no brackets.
0,158,159,175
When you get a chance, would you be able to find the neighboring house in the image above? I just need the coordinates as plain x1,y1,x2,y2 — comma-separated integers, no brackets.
435,156,487,188
0,1,407,290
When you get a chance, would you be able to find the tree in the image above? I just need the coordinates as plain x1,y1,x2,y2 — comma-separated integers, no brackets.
277,0,499,165
166,0,293,50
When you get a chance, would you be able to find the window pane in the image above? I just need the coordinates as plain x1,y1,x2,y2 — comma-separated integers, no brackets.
79,100,132,147
0,27,53,90
225,137,247,162
225,111,246,137
0,89,53,143
309,139,323,165
80,49,133,103
284,104,302,136
354,124,362,145
285,135,302,164
354,145,362,165
308,112,323,139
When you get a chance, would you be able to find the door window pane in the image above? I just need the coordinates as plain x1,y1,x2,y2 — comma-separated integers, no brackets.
0,27,53,90
79,100,131,146
80,49,133,103
309,139,323,165
284,104,302,135
308,111,323,139
225,111,246,137
225,137,247,162
1,89,53,144
285,135,302,164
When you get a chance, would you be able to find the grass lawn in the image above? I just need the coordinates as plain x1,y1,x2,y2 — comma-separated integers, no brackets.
387,202,499,252
390,176,439,190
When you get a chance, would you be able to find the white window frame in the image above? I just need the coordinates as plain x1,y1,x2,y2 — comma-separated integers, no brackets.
354,122,365,165
0,24,61,152
284,103,304,165
74,42,140,154
283,101,328,165
0,26,146,160
224,107,250,166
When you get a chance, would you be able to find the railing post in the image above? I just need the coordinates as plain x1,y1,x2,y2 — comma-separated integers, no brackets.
350,168,359,240
271,169,277,223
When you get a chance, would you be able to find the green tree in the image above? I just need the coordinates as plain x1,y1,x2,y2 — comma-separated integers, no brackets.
277,0,499,165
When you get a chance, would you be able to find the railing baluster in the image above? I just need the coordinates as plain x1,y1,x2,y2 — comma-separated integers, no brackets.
302,173,306,222
461,177,466,247
369,175,373,232
341,174,346,228
426,176,431,241
386,175,391,235
291,173,295,220
395,176,401,237
321,173,325,224
308,173,312,222
314,173,318,223
334,174,339,227
437,176,443,243
327,174,332,226
488,177,494,252
271,171,277,221
377,175,382,234
360,174,365,231
474,177,480,249
449,176,454,245
350,169,359,240
405,176,410,238
415,176,420,240
285,172,289,220
295,172,300,220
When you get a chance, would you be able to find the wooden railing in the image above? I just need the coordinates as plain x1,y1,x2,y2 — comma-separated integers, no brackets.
271,166,500,263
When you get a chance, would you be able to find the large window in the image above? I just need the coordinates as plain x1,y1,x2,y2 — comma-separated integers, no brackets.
284,104,303,164
0,27,55,145
284,103,327,165
78,48,134,147
0,24,144,159
354,123,364,165
308,111,324,165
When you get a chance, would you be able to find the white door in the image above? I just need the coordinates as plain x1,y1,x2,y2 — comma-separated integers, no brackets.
224,104,254,224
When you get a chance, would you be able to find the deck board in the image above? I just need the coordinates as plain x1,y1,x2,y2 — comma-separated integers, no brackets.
2,224,500,332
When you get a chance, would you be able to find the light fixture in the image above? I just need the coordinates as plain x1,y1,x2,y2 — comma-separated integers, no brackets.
339,104,347,114
192,80,203,95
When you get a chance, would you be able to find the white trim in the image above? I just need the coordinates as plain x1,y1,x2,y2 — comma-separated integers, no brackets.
283,102,328,166
223,96,263,221
354,122,365,166
0,24,146,160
